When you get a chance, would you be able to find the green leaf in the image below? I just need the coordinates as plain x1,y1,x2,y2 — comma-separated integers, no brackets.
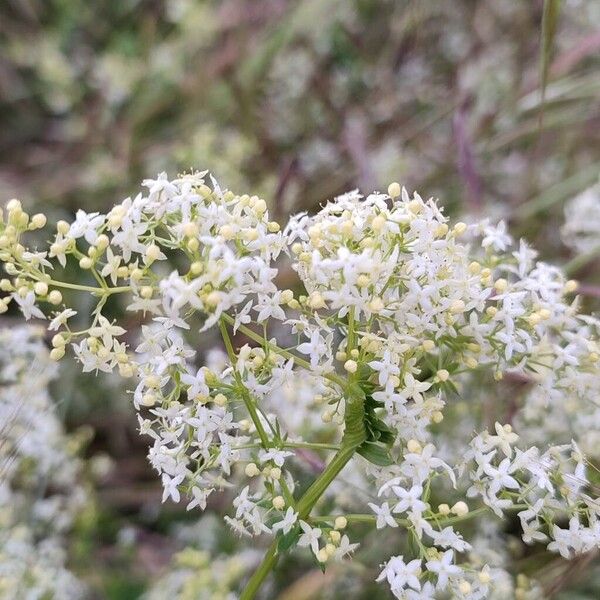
356,363,372,381
440,379,460,397
377,429,396,446
277,526,301,553
357,441,394,466
515,161,600,220
369,416,394,435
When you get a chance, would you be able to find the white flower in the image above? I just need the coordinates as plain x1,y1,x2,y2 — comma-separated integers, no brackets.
298,521,321,556
142,171,179,202
368,501,398,529
12,291,46,320
88,315,127,348
233,486,255,519
369,350,400,387
429,527,471,552
425,549,461,590
186,486,211,511
101,247,122,285
483,457,519,495
398,373,432,403
489,422,519,457
272,507,298,535
68,210,104,244
482,220,512,251
548,517,586,558
377,555,422,593
49,308,77,331
181,367,209,401
254,292,286,322
297,329,328,369
161,472,185,503
333,535,359,560
400,445,455,486
390,484,426,518
259,448,294,467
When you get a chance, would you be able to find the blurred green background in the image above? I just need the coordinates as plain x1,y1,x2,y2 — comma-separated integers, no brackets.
2,0,600,597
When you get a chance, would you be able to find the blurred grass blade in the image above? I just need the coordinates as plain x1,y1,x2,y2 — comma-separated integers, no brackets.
539,0,562,128
515,162,600,220
564,244,600,275
237,0,343,89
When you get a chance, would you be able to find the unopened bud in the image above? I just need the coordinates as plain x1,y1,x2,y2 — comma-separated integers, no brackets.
387,182,401,198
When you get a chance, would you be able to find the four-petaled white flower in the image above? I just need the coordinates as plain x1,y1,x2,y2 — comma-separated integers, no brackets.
272,507,298,535
377,555,422,592
368,501,398,529
425,549,461,590
298,520,321,556
369,350,400,386
12,291,46,321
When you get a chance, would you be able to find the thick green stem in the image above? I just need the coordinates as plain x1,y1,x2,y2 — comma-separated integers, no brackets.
229,312,366,599
240,443,358,600
240,540,279,600
296,444,356,518
241,385,365,600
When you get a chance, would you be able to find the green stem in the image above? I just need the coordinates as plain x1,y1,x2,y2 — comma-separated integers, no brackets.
47,277,131,295
240,444,357,600
229,312,364,599
240,540,279,600
221,313,346,389
22,261,132,295
310,503,530,527
241,393,364,599
286,441,340,451
219,318,271,448
233,441,341,452
296,444,356,518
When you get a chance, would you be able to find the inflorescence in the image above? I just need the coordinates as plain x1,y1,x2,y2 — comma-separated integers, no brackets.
1,172,599,599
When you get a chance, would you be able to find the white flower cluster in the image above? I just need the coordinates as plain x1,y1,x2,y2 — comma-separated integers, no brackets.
371,427,600,599
1,172,599,599
561,180,600,254
514,314,600,453
0,326,86,599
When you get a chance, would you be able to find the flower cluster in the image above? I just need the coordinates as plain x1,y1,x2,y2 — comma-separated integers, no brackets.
0,326,86,599
1,172,600,599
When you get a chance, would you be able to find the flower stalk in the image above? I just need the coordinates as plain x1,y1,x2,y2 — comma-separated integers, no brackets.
241,442,361,599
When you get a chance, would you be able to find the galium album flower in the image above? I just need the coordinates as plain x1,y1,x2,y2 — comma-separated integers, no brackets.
1,171,599,599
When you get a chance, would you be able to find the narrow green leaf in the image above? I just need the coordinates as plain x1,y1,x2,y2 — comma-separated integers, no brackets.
539,0,562,128
277,526,301,553
357,441,394,466
515,162,600,220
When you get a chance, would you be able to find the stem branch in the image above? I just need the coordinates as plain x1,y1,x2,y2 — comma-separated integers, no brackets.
219,318,270,448
221,313,346,389
240,444,357,600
